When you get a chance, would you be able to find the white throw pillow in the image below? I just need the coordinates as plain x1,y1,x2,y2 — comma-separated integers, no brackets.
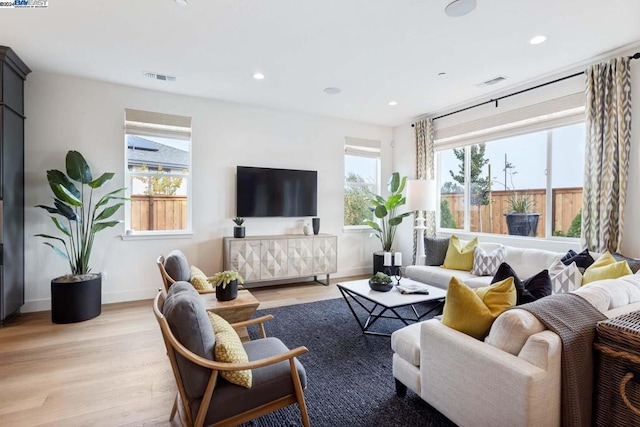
470,245,505,276
548,259,582,293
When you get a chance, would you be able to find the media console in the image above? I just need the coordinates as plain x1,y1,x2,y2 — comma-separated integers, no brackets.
223,234,337,286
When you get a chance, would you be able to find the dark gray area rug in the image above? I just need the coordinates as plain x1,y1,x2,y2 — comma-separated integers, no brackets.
245,297,455,427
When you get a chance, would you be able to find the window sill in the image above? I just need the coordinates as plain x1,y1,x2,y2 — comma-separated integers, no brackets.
120,230,194,241
342,226,372,233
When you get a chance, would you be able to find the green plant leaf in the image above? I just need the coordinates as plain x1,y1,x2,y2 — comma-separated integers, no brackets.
388,172,400,193
95,188,127,208
66,150,93,183
374,205,388,218
91,220,121,233
363,220,381,232
89,172,115,189
51,183,82,207
54,199,79,221
95,203,123,221
388,212,412,226
47,169,81,200
51,217,70,236
385,193,402,210
396,176,407,194
42,242,69,260
35,204,59,214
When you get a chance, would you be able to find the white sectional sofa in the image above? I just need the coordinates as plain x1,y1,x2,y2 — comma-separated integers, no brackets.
391,270,640,427
405,241,565,289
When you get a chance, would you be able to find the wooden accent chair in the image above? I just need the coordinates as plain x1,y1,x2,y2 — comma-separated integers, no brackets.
153,285,310,427
157,251,215,294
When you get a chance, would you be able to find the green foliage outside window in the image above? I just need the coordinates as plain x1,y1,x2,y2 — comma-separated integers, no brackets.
553,211,582,238
133,164,184,195
440,200,457,229
344,172,375,226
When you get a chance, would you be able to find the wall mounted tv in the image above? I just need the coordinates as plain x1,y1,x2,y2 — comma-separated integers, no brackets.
236,166,318,217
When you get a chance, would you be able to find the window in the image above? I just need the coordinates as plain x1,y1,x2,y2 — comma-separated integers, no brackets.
344,138,381,227
437,122,585,239
124,109,192,235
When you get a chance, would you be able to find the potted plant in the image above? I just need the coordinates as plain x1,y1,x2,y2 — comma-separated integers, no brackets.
35,151,126,323
233,217,245,238
364,172,412,274
210,270,244,301
368,271,393,292
504,193,540,237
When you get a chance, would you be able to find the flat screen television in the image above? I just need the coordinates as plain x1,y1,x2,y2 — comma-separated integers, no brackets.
236,166,318,217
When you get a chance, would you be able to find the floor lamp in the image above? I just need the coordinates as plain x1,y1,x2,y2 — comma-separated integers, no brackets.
406,179,436,266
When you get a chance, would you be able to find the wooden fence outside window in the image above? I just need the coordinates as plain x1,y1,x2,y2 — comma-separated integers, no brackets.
131,195,187,231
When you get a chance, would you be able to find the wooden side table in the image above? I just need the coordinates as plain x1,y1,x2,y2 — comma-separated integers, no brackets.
200,289,260,340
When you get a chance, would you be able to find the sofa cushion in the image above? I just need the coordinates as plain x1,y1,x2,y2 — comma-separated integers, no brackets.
491,262,551,305
425,237,450,266
504,247,561,279
582,274,640,309
613,253,640,273
470,245,505,276
390,322,422,366
583,252,632,285
442,235,478,271
462,276,493,288
164,249,191,282
442,276,516,339
162,281,215,400
485,309,546,356
208,312,252,388
561,248,595,272
548,259,582,293
190,265,214,292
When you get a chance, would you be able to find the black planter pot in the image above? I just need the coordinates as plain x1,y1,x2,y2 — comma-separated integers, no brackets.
216,279,238,301
369,280,393,292
312,217,320,235
373,252,400,276
234,226,245,238
505,213,541,237
51,274,102,324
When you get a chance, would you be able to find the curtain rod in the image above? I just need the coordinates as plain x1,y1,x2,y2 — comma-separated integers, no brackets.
411,52,640,127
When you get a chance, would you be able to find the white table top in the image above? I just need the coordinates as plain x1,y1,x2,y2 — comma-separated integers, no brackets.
337,278,447,308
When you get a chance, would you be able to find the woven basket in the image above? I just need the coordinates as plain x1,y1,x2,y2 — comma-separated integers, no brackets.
594,311,640,427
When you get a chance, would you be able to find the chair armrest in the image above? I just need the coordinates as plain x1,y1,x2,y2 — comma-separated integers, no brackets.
231,315,273,338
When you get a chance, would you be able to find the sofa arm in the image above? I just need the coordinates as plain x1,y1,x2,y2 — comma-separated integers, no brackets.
420,320,560,427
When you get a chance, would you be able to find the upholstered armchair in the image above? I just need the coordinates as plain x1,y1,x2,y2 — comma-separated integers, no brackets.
157,250,215,294
153,282,310,426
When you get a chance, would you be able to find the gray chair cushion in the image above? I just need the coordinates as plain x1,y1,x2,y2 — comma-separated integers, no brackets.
425,237,450,266
162,282,215,400
164,249,191,282
195,337,307,425
613,253,640,273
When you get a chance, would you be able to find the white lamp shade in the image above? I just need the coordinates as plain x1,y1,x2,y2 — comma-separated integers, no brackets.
406,179,436,212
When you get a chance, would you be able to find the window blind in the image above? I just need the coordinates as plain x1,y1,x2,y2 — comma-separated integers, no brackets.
344,137,381,158
125,108,192,140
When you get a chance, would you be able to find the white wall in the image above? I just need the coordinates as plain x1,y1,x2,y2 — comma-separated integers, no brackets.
392,46,640,262
24,72,392,312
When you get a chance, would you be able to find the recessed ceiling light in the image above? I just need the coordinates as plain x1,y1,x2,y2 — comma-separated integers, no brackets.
445,0,477,17
388,101,398,106
253,73,265,80
529,35,548,45
324,87,341,95
175,0,188,6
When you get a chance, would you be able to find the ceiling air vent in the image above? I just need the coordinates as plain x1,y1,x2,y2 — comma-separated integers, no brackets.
479,76,507,86
143,71,177,82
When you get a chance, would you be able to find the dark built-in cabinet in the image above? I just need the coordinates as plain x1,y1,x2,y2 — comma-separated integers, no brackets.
0,47,30,327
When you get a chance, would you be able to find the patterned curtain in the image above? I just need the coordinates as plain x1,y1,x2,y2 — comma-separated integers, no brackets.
412,118,435,264
582,56,632,253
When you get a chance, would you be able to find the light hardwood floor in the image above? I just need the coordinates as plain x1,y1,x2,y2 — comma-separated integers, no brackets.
0,277,361,426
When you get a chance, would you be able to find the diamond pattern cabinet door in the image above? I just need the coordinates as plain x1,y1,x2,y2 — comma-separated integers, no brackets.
228,240,261,282
312,236,337,275
260,239,289,279
287,238,314,277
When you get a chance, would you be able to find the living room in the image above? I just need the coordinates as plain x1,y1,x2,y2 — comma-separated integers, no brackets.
2,0,640,426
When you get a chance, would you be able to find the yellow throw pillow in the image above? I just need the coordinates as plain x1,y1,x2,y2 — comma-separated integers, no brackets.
442,235,478,271
207,312,252,388
190,265,214,291
583,252,632,284
442,276,516,339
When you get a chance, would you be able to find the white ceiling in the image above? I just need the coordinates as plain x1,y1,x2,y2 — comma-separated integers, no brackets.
1,0,639,127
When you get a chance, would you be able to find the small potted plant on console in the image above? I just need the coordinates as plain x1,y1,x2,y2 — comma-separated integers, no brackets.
210,270,244,301
369,271,393,292
233,217,245,238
